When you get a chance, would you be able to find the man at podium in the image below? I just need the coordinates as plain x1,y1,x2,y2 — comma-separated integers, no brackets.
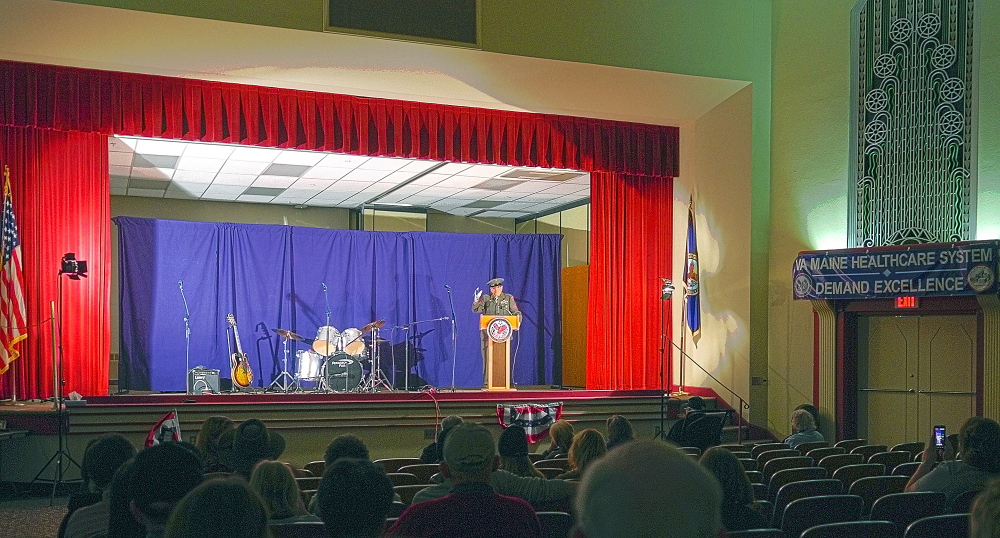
473,278,521,387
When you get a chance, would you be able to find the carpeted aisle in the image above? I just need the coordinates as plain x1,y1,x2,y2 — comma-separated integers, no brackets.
0,497,67,538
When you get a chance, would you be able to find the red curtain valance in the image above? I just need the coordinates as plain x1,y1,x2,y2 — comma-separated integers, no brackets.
0,61,678,177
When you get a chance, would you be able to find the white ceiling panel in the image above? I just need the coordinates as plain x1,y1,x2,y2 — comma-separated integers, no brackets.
399,160,444,173
400,195,445,204
229,146,281,162
181,142,234,159
251,176,298,188
173,170,218,183
539,183,589,194
129,167,172,180
460,164,513,178
213,173,258,186
318,154,369,167
128,188,166,198
110,177,128,188
435,162,474,175
109,164,131,176
108,152,133,166
135,138,186,156
436,175,490,189
163,189,201,200
291,178,336,190
274,150,325,166
411,173,450,186
110,187,127,196
177,156,226,172
380,171,418,184
301,166,352,180
447,189,496,200
169,183,209,195
359,157,409,171
203,184,248,195
340,168,391,182
219,160,270,175
237,194,276,203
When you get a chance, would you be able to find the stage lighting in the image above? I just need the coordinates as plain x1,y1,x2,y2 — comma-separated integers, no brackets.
60,253,88,280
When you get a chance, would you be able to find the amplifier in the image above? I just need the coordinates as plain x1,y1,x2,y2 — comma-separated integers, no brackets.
187,366,220,395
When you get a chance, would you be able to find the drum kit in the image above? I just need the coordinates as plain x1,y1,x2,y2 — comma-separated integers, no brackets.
269,319,389,393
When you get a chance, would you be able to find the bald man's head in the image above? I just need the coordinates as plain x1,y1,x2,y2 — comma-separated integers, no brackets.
574,440,722,538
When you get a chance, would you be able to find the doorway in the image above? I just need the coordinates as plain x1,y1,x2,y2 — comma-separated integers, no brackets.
857,315,977,448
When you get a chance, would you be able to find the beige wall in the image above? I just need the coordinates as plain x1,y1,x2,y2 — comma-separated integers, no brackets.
426,210,514,234
672,86,754,415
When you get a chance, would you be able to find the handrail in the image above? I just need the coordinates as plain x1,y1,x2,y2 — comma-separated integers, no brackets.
669,340,751,442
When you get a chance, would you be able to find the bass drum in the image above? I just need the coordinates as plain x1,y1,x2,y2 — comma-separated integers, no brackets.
322,353,363,392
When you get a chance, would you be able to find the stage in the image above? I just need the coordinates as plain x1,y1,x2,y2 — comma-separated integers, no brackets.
0,388,702,484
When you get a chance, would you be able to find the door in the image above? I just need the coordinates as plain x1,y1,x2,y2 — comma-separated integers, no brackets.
857,315,977,448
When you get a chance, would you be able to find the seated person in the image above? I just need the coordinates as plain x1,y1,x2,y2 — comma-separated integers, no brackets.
783,408,824,448
541,419,574,460
557,429,607,480
605,415,635,451
316,458,395,538
971,476,1000,538
907,416,1000,507
666,396,723,451
699,447,768,532
249,460,320,524
62,434,137,538
420,415,464,464
498,425,544,478
164,478,269,538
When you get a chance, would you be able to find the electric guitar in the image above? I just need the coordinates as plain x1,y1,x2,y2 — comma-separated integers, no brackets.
226,313,254,388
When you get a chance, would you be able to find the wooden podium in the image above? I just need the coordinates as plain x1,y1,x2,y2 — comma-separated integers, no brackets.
480,315,520,391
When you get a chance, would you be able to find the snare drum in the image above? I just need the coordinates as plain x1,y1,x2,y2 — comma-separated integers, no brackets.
340,328,366,357
313,326,340,355
295,350,324,380
322,353,363,392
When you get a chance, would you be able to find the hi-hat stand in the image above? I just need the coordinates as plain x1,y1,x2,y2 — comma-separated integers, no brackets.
359,320,392,392
268,332,296,392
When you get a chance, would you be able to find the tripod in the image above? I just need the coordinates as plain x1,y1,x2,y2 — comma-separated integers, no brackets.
359,323,392,392
653,278,675,441
268,335,296,392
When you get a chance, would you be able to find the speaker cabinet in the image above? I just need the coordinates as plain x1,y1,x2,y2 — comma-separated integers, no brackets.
187,367,220,395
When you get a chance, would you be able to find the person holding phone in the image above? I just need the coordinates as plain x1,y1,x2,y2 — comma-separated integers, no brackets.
906,417,1000,507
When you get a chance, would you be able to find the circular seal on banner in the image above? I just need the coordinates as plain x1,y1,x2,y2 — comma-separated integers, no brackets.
793,273,813,298
967,264,995,293
487,317,514,343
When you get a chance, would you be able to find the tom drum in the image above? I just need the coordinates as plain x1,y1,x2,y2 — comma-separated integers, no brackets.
313,326,340,355
340,328,367,357
295,350,324,380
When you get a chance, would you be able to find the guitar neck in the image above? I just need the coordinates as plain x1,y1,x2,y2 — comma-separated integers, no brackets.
231,323,246,356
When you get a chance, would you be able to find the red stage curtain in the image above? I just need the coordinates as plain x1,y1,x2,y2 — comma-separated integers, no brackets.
0,127,111,399
588,172,673,390
0,61,678,177
0,60,678,396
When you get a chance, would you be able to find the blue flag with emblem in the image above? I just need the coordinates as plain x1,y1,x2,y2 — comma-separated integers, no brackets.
685,197,701,344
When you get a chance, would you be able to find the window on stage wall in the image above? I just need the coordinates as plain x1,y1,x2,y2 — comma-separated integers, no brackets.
515,203,590,268
362,207,428,232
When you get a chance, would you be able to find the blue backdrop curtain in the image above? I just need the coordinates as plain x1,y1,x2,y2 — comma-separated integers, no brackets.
115,217,561,391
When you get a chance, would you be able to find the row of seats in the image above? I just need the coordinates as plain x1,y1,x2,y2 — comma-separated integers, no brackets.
269,511,574,538
727,512,970,538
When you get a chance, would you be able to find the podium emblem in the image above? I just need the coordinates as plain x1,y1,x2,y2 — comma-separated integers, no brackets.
487,317,514,343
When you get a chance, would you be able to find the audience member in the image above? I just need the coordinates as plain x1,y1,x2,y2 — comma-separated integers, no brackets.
783,408,825,448
387,423,542,537
541,419,574,460
105,461,145,538
794,403,821,430
249,460,319,524
220,419,286,479
316,458,395,538
699,447,768,531
164,478,269,538
194,416,234,473
907,416,1000,507
558,429,607,480
420,415,464,463
498,425,544,478
127,442,205,538
605,415,635,451
574,439,722,538
324,433,370,465
971,476,1000,538
63,434,137,538
666,396,717,449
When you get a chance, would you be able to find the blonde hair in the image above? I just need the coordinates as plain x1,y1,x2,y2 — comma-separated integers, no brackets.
248,460,307,520
194,416,234,459
499,456,545,478
790,409,815,433
971,477,1000,538
569,429,607,473
549,420,575,452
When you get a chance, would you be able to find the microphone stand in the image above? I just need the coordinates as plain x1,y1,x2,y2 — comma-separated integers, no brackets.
654,278,675,441
322,283,331,329
179,281,191,394
402,316,450,391
445,285,458,391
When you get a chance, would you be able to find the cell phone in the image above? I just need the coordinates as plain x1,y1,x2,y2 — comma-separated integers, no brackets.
933,425,947,449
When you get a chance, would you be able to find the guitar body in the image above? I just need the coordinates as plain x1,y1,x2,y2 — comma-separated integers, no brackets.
226,314,254,388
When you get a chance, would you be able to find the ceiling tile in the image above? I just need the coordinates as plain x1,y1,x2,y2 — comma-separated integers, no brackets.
109,164,131,176
416,186,456,197
133,154,179,168
379,171,418,184
108,137,132,152
274,150,325,166
399,160,443,173
504,181,548,193
447,188,495,200
375,192,407,203
213,173,258,186
108,152,133,167
436,175,489,189
135,138,185,156
237,194,277,203
290,178,336,190
301,166,352,180
176,156,226,172
127,188,166,198
411,173,449,186
308,199,344,207
129,178,171,190
276,188,323,198
243,187,286,197
460,164,513,178
400,195,444,204
477,210,527,218
262,163,311,177
169,183,209,195
219,160,270,175
318,153,369,167
129,167,173,180
181,142,234,160
203,184,248,195
539,183,589,194
110,177,128,189
201,192,240,201
359,156,407,171
519,193,562,202
163,189,201,200
229,146,281,162
341,169,390,182
172,170,217,183
251,176,297,188
483,192,524,201
328,180,374,193
435,162,474,175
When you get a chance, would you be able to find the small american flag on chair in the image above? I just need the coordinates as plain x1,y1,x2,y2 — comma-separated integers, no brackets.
497,402,563,443
0,166,26,374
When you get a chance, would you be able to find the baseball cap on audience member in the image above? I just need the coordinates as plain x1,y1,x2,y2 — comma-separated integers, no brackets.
682,396,706,411
443,423,496,474
497,425,530,458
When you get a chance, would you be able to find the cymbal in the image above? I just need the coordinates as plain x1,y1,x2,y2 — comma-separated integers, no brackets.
361,319,386,332
274,328,303,341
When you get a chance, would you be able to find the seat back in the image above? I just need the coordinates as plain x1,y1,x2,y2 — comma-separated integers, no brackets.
870,492,947,533
756,449,801,470
683,411,727,451
850,444,889,461
536,511,573,538
374,457,425,474
868,451,913,472
268,522,327,538
847,475,909,514
767,467,827,502
752,482,767,501
891,461,921,477
393,484,430,505
527,453,545,462
303,460,325,477
534,458,571,471
800,520,897,538
834,439,867,452
781,494,863,538
762,456,814,481
807,446,846,461
751,443,789,459
386,472,419,487
295,476,321,491
396,464,440,484
904,513,970,538
890,442,926,460
387,501,408,517
951,489,980,513
726,530,785,538
678,446,702,457
832,463,886,490
745,470,764,484
818,453,864,476
771,479,843,527
794,441,829,455
740,458,758,472
536,467,564,479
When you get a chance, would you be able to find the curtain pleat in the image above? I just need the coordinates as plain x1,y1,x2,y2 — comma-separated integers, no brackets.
588,172,673,390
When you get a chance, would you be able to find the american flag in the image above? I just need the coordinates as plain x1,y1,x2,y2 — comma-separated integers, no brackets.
0,167,27,373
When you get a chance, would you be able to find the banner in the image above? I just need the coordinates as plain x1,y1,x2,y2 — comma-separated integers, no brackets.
0,167,26,374
146,410,182,447
496,402,563,443
685,197,701,344
792,241,999,300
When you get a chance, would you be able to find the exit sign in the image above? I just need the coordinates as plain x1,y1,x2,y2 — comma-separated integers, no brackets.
896,296,920,309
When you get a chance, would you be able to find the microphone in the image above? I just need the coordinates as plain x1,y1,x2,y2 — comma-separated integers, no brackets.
178,280,184,290
321,283,328,291
444,284,451,290
660,278,675,300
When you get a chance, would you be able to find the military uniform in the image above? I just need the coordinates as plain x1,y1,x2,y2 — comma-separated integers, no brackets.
472,278,520,387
